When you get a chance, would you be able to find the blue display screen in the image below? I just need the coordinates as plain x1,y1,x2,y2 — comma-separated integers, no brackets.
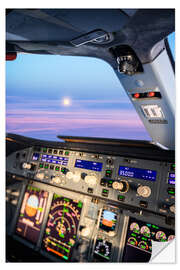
75,159,103,172
168,173,175,185
41,154,68,166
32,153,40,161
118,166,157,181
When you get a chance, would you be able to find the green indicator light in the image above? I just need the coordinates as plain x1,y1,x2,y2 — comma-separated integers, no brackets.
142,237,147,241
73,235,76,239
141,245,146,249
55,167,60,171
43,148,47,152
109,181,112,183
65,151,69,155
20,214,24,217
78,201,83,208
130,241,135,245
168,191,175,194
63,256,68,260
131,233,136,237
103,189,108,192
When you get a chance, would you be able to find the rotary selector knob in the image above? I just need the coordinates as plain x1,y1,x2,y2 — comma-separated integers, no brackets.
80,227,91,237
22,162,31,170
137,185,151,198
52,176,61,184
84,175,97,186
66,171,74,180
36,172,45,180
169,204,175,214
112,180,129,193
73,172,81,183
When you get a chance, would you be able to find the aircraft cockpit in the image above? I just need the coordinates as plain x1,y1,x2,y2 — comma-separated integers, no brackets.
5,8,175,263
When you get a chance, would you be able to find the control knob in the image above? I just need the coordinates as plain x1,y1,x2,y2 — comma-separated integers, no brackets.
169,204,175,214
51,176,61,184
36,172,45,180
84,175,97,186
80,227,91,237
112,180,129,193
22,162,31,170
66,171,74,180
137,185,151,198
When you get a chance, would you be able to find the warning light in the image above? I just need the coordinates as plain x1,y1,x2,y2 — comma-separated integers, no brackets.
134,93,140,98
148,92,155,97
6,53,17,61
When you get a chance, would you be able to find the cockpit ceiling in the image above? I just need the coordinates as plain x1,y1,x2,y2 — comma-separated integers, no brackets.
6,9,175,66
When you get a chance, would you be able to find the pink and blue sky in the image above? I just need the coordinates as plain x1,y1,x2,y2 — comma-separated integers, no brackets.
6,33,174,141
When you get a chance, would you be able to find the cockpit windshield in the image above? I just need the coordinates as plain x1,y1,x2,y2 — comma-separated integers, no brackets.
6,54,152,141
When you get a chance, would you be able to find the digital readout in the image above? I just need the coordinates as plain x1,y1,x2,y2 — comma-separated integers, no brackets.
75,159,103,172
118,166,156,181
168,172,175,185
41,154,68,166
32,153,40,161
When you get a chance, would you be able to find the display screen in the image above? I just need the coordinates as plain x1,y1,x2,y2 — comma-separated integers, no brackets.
93,238,112,262
122,217,175,262
42,194,83,261
32,152,40,161
99,210,117,232
168,172,175,185
75,159,103,172
118,166,156,181
16,185,49,243
41,154,68,166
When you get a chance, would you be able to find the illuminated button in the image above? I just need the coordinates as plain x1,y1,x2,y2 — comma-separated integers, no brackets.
100,178,107,186
148,91,155,97
137,185,151,198
61,167,68,174
167,187,175,195
105,170,112,178
107,180,113,188
117,195,125,202
80,227,90,237
44,164,49,169
134,93,140,98
65,151,69,156
39,163,44,168
55,166,60,171
102,189,109,197
171,164,175,171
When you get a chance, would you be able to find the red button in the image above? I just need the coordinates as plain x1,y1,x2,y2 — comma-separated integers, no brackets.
134,93,140,98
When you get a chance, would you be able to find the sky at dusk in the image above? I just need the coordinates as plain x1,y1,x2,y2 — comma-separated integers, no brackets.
6,32,175,142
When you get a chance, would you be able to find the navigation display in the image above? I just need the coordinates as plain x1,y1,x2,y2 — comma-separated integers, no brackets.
41,154,68,166
99,210,117,232
16,185,49,243
75,159,103,172
168,172,175,185
118,166,157,181
42,194,83,261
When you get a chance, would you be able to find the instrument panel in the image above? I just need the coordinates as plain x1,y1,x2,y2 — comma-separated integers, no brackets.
6,145,175,216
6,144,175,262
